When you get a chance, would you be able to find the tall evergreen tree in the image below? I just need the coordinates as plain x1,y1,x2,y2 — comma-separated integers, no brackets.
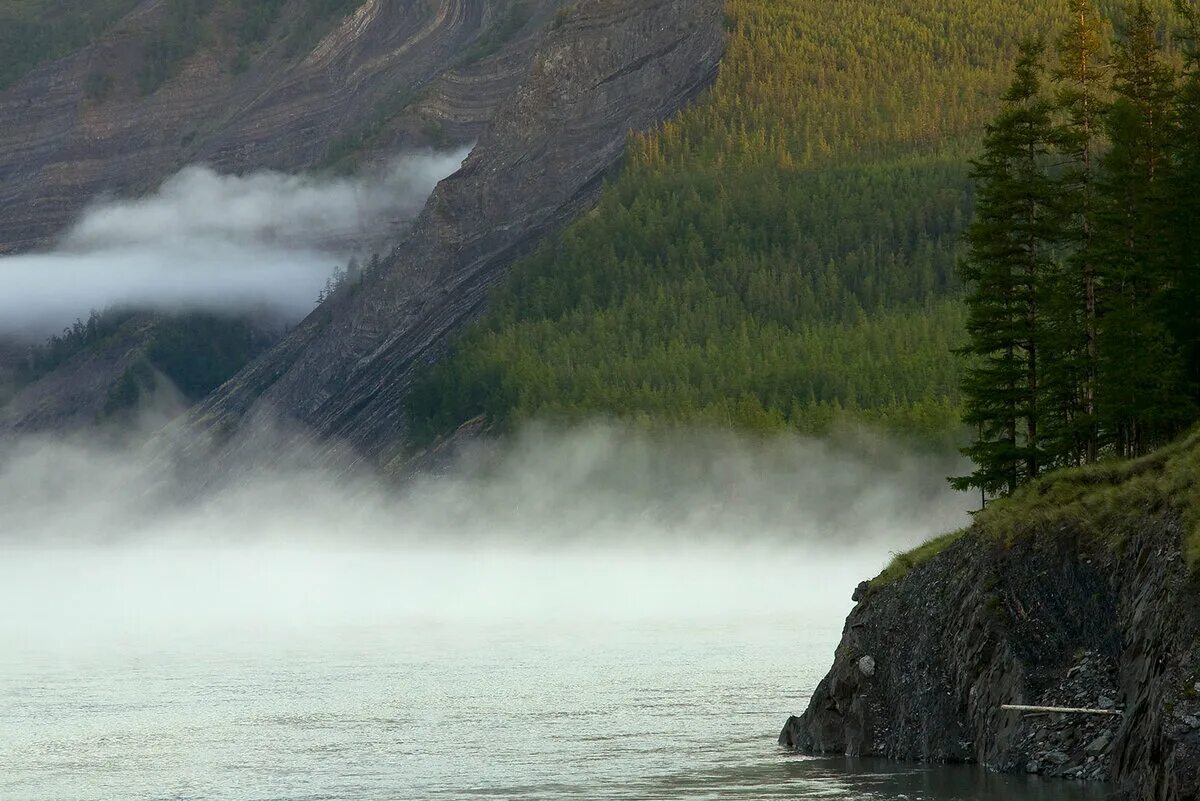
953,40,1060,496
1094,1,1190,457
1169,0,1200,395
1046,0,1109,465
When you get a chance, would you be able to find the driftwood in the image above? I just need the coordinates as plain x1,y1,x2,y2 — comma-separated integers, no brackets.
1001,704,1122,716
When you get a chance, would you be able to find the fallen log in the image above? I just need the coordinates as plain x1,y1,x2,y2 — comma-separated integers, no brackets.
1001,704,1122,716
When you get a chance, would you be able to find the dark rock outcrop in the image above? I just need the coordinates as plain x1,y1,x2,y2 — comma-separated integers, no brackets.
780,512,1200,800
171,0,725,476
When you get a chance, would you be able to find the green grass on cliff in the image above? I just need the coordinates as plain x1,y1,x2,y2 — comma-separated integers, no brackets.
981,429,1200,567
877,428,1200,586
407,0,1178,444
876,528,969,586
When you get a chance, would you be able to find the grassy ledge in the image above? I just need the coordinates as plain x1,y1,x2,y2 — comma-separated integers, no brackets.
875,427,1200,588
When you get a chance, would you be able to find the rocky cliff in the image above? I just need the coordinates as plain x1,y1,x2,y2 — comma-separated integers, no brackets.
0,0,559,255
1,0,723,448
170,0,725,476
0,0,562,433
780,432,1200,800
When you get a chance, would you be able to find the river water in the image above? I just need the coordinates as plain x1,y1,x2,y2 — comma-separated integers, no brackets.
0,547,1106,801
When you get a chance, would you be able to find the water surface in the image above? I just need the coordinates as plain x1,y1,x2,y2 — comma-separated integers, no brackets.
0,548,1106,801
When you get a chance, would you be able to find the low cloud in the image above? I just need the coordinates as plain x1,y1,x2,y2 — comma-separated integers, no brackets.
0,149,470,337
0,422,971,647
0,421,969,551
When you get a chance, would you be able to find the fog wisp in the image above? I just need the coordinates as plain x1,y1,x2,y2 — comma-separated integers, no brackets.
0,150,470,337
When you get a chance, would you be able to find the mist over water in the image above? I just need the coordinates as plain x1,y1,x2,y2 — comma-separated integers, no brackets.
0,149,469,337
0,422,970,547
4,424,1095,801
0,422,968,662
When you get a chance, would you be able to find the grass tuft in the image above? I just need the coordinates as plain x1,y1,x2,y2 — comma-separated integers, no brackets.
875,529,968,586
875,428,1200,587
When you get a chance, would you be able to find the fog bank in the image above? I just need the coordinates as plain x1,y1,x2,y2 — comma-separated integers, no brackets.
0,422,968,548
0,150,469,337
0,423,970,652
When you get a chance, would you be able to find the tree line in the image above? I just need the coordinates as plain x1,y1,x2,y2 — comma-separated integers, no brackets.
11,308,275,406
955,0,1200,496
0,0,138,90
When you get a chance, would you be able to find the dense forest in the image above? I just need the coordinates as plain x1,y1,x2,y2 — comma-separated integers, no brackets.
408,0,1180,443
12,309,276,418
0,0,138,89
956,0,1200,495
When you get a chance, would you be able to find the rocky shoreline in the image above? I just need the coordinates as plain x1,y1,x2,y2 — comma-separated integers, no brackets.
779,493,1200,800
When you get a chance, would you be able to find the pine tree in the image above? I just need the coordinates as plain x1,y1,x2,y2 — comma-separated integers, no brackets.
1046,0,1109,466
953,40,1060,496
1169,0,1200,396
1094,1,1190,457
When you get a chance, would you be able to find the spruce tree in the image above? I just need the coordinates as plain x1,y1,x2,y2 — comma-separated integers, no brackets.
1169,0,1200,397
1046,0,1109,466
953,40,1060,496
1094,2,1190,457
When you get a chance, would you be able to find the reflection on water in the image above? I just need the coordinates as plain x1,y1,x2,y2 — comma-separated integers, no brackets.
652,757,1109,800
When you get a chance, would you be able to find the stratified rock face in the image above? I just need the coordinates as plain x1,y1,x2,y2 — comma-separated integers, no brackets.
0,0,559,254
780,519,1200,801
176,0,725,474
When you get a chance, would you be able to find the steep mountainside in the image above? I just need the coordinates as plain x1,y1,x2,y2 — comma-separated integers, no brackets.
780,431,1200,800
0,0,564,434
169,0,726,475
0,0,559,254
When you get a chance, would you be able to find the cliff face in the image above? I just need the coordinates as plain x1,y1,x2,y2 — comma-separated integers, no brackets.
2,0,722,445
781,437,1200,801
0,0,558,254
172,0,725,475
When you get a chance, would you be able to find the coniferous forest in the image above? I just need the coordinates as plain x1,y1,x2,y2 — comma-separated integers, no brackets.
407,0,1187,446
955,0,1200,495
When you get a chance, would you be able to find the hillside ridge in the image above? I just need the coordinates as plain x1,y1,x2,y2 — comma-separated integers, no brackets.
0,0,558,255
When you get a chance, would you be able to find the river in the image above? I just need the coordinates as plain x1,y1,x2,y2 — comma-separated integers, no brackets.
0,547,1105,801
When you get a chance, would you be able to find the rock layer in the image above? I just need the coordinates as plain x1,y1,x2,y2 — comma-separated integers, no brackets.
0,0,558,254
780,513,1200,800
173,0,725,475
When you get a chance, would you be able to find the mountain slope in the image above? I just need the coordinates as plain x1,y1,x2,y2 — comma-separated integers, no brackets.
0,0,564,435
0,0,559,254
170,0,726,475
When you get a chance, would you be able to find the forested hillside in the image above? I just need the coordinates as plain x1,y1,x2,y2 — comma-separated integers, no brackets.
0,0,137,89
409,0,1177,443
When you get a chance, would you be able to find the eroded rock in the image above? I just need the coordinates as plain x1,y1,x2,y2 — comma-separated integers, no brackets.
778,513,1200,800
